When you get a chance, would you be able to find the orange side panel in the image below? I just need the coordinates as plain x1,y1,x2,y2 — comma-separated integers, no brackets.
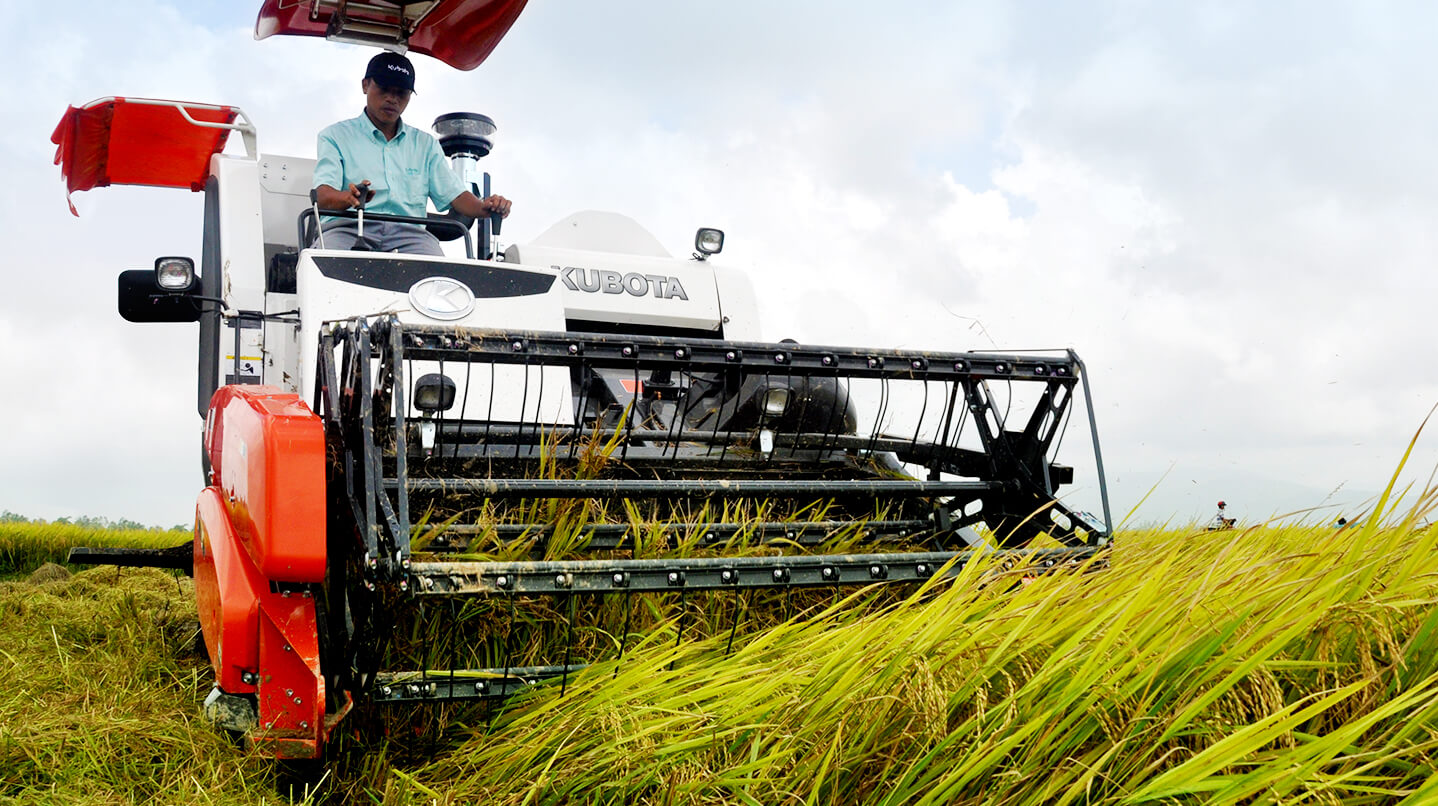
205,386,326,583
194,488,261,693
249,591,327,759
195,488,332,759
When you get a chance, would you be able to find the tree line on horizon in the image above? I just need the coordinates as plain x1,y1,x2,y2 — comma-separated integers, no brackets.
0,511,186,533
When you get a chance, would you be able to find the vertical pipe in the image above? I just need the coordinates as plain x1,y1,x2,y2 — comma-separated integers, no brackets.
1070,350,1113,540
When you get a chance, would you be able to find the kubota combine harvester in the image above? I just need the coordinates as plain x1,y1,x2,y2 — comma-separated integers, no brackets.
56,0,1112,760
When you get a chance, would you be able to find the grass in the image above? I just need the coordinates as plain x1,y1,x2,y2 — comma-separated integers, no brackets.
0,567,284,804
4,491,1438,804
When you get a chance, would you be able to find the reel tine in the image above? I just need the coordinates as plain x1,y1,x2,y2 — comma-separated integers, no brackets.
446,597,459,701
515,355,530,459
560,591,575,697
483,362,495,449
937,379,960,454
530,355,546,458
569,362,591,462
668,589,689,672
453,352,471,460
911,376,930,455
662,365,690,459
724,589,747,657
783,363,802,460
499,588,517,703
865,375,891,456
614,588,634,678
820,368,850,456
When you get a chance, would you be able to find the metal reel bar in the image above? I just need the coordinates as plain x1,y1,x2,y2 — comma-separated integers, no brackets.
372,666,580,704
392,324,1079,382
406,546,1097,595
389,478,999,499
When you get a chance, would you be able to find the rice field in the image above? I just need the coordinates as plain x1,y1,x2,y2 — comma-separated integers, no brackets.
2,486,1437,805
0,520,187,582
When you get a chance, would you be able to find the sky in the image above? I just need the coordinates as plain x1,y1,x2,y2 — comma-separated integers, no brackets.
5,0,1437,529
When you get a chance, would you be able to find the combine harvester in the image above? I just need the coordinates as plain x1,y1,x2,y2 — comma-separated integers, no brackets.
55,0,1112,761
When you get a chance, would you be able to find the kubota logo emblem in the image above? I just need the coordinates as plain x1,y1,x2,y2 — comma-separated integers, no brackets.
408,277,475,321
556,266,689,300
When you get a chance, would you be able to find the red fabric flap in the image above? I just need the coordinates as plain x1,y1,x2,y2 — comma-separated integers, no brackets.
51,98,238,215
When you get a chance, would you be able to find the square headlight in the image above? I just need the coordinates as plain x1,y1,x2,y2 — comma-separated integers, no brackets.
695,228,725,256
761,387,790,416
414,373,458,412
155,257,196,291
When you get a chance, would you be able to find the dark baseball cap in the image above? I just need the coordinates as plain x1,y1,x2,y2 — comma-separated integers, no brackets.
365,52,416,93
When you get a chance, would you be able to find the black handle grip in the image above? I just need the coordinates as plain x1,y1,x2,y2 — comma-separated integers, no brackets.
489,210,503,236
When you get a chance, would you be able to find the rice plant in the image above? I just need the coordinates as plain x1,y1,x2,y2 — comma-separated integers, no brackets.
4,480,1438,804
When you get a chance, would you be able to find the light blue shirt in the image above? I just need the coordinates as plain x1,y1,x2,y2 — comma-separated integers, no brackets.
312,112,468,219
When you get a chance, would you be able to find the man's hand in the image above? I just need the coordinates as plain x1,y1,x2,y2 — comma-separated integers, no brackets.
452,191,513,220
315,181,374,210
481,194,512,218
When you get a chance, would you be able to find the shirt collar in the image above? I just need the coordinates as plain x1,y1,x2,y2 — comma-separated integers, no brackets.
358,110,409,142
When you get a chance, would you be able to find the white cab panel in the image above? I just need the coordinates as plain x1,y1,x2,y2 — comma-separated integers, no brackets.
295,251,574,424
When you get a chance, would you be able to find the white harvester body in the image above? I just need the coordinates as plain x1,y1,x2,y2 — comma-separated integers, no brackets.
198,140,757,424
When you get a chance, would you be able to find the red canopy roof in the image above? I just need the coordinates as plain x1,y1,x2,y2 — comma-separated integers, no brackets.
51,98,243,216
254,0,527,71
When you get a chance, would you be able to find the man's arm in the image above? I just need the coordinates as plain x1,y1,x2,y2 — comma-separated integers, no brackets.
449,191,512,220
312,125,376,211
315,182,374,210
423,135,511,220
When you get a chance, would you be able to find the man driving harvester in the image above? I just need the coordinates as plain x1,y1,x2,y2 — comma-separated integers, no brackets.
311,51,512,254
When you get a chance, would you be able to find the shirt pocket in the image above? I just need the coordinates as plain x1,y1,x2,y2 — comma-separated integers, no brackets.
401,167,428,203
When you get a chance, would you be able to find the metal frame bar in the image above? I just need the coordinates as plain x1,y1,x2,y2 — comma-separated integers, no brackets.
406,546,1098,596
392,478,999,498
90,96,259,158
391,325,1080,382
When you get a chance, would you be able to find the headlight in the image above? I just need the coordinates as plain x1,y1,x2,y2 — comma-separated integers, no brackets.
414,373,457,412
694,228,724,256
155,257,196,291
761,387,790,416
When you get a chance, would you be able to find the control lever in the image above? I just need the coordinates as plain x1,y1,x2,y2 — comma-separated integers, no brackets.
351,181,373,251
308,189,326,249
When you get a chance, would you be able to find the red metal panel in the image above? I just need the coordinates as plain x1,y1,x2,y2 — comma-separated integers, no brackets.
50,98,236,214
250,591,326,759
195,486,331,759
194,487,261,693
254,0,528,71
207,385,327,583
